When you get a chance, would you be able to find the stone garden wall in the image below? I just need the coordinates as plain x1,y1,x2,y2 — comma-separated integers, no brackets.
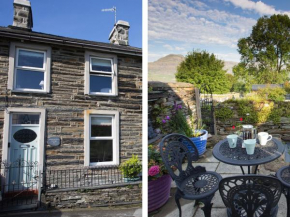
0,37,142,168
148,81,198,142
215,101,290,141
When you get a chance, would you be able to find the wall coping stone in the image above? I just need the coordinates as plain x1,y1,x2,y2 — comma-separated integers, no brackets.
148,81,195,88
45,181,142,193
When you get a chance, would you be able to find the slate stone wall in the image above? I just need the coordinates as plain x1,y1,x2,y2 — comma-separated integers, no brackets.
0,38,142,169
148,81,198,140
44,182,142,209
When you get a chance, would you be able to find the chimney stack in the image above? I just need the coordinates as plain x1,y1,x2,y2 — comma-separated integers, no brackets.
109,20,130,46
12,0,33,30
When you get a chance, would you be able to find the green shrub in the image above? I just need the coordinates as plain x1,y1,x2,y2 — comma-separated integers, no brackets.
168,109,192,137
257,86,286,102
119,155,142,178
284,81,290,94
215,107,234,121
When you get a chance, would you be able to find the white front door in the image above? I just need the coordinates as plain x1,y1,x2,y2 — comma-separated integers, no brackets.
8,114,40,191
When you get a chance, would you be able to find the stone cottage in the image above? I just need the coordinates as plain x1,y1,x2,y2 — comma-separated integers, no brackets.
0,0,142,211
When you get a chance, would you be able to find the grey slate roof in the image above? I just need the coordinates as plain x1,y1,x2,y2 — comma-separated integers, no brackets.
0,26,142,57
252,84,283,91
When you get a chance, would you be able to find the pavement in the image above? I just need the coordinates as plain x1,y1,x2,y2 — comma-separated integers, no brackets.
0,207,142,217
149,149,287,217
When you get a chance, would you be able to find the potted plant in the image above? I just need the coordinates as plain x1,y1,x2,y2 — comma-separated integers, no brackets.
148,145,171,213
119,155,142,182
188,118,208,155
162,102,208,156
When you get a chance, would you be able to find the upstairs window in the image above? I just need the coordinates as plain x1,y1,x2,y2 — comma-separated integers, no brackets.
85,51,118,96
8,43,51,93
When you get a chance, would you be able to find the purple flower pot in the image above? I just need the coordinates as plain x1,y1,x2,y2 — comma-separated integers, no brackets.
148,174,172,213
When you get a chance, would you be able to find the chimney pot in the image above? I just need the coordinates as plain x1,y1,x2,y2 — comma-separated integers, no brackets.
12,0,33,30
109,20,130,46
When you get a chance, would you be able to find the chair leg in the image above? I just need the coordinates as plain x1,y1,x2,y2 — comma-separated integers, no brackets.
175,189,182,217
286,188,290,217
199,193,215,217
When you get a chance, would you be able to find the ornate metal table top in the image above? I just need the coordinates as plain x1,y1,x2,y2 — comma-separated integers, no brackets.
277,166,290,187
213,137,285,166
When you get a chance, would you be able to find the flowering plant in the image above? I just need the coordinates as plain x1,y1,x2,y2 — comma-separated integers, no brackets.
148,145,168,181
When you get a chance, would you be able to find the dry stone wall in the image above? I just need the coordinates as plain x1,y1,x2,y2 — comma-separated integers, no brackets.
148,81,198,141
0,38,142,169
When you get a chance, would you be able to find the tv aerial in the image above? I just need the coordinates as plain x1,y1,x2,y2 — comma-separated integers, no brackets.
101,6,117,24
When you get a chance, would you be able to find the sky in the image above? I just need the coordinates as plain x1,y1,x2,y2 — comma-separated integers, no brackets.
0,0,142,48
148,0,290,62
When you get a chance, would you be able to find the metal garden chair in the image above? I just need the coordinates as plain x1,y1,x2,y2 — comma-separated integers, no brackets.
219,175,282,217
159,133,222,217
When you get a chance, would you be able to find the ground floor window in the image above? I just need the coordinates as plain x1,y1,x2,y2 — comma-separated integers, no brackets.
84,110,119,166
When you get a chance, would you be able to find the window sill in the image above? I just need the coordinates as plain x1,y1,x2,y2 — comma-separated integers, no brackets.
11,90,49,94
88,163,119,167
87,93,118,97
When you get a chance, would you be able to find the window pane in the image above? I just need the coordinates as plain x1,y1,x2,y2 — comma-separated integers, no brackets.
15,69,44,90
91,116,112,137
90,140,113,163
90,75,112,93
12,114,39,124
18,50,44,68
91,58,112,72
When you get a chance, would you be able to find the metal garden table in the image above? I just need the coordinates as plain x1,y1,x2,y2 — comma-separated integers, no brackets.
213,137,285,174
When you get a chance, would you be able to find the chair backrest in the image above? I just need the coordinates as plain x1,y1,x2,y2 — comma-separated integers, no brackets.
219,175,282,217
159,133,204,188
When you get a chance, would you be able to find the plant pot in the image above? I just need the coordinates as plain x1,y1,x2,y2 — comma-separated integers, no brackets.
148,174,172,213
124,177,141,182
188,130,208,156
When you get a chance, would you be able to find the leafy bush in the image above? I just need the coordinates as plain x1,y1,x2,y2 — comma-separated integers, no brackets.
215,107,234,121
119,155,142,178
257,86,286,102
284,81,290,94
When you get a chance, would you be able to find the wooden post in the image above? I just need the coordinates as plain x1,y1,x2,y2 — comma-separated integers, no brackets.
195,88,202,124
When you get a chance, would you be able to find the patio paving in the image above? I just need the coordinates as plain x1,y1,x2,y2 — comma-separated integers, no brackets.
149,148,287,217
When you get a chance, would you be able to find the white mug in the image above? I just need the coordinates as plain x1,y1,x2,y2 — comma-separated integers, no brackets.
258,132,272,146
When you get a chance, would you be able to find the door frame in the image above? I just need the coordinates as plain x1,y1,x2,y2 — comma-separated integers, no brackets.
2,108,46,174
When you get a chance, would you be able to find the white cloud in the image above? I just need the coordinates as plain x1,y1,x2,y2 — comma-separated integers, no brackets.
163,44,174,50
224,0,290,16
148,0,257,49
214,52,241,62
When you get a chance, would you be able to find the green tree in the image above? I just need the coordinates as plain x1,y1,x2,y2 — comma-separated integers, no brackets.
175,50,231,94
236,14,290,84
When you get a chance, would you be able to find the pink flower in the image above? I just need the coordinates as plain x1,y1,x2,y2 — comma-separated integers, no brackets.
149,165,160,176
232,126,235,129
240,117,243,121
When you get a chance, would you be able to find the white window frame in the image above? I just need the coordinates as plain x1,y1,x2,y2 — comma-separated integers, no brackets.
85,51,118,96
84,110,119,166
8,42,51,93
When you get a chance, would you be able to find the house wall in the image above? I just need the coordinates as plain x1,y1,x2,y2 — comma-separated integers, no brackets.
44,182,142,209
0,37,142,169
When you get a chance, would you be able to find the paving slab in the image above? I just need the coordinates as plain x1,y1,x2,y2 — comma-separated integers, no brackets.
216,162,247,174
191,163,219,172
194,208,227,217
197,150,219,163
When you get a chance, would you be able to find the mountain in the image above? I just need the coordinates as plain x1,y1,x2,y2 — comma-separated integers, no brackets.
148,54,238,82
